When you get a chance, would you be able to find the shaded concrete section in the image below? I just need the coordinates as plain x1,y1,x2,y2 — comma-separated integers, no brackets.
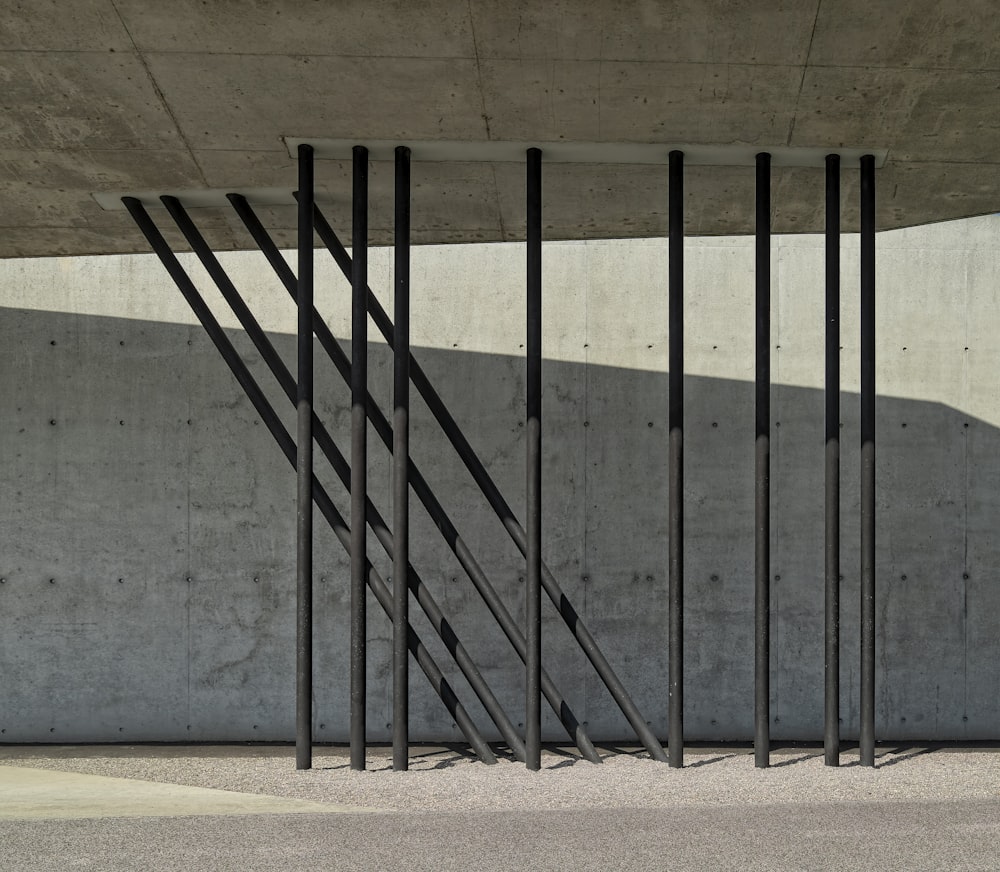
0,765,376,820
2,1,1000,256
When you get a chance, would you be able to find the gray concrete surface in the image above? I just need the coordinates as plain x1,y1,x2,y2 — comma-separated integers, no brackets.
2,215,1000,744
1,745,999,870
3,1,1000,257
7,800,1000,871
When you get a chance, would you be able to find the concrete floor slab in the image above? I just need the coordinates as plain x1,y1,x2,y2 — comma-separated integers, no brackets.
0,765,378,821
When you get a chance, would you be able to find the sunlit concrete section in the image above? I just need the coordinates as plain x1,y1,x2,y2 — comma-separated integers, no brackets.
2,0,999,256
0,766,377,820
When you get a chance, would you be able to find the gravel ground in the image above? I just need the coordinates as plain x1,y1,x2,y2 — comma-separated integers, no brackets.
4,744,999,813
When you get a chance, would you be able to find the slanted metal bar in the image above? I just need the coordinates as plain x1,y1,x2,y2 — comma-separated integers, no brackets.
755,151,771,769
165,203,522,764
668,149,685,769
860,154,877,768
351,145,368,772
231,195,598,764
825,153,841,767
393,145,411,772
296,142,314,772
123,197,497,765
525,147,542,771
307,204,662,762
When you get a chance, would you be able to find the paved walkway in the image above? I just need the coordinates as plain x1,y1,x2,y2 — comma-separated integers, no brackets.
2,744,998,870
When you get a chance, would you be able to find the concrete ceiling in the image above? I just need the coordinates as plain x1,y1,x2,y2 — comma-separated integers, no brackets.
2,0,999,257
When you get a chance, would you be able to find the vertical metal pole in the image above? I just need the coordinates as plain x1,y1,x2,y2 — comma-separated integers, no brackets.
392,146,411,772
668,150,685,769
526,146,543,772
755,152,771,769
295,143,314,772
824,153,842,767
350,145,368,772
860,154,877,768
304,207,661,762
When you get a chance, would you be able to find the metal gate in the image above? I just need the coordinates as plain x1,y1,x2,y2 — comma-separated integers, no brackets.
120,140,880,771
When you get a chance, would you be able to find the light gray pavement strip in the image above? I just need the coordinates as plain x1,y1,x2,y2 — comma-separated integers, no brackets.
3,800,1000,871
0,765,378,820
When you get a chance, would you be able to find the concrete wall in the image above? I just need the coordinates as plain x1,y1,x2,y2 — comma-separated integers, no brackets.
2,214,999,744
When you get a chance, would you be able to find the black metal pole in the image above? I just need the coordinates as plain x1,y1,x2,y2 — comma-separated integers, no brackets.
668,149,684,769
860,153,876,768
122,198,498,766
296,143,314,771
225,197,535,763
393,146,411,772
755,151,771,769
351,145,368,772
305,205,660,763
825,153,842,767
526,147,542,772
